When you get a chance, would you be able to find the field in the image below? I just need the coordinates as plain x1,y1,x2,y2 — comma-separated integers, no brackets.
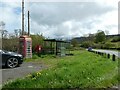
2,50,119,88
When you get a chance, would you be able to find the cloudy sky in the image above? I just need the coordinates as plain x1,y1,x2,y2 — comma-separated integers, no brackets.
0,0,119,39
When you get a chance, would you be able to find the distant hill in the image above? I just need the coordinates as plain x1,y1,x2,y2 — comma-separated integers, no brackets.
72,34,120,43
106,34,120,38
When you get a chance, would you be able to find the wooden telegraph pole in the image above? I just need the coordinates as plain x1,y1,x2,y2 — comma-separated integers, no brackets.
28,10,30,36
22,0,24,35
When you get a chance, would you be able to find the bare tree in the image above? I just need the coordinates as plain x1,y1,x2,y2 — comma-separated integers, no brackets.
2,30,8,38
14,29,22,37
0,21,5,30
19,29,22,36
0,21,8,38
14,29,19,37
0,21,5,48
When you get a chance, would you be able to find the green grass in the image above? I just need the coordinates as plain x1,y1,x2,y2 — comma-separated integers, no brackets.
2,50,119,88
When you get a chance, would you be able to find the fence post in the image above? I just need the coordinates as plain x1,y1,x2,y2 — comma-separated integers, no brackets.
107,54,110,59
96,51,97,54
112,54,115,61
101,53,103,56
104,53,106,57
96,51,98,54
98,52,100,55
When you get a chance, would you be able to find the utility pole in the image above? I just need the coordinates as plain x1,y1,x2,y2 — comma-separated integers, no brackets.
28,10,30,36
22,0,24,35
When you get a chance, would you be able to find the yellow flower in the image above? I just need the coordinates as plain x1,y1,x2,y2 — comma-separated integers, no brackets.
32,77,36,80
36,72,41,76
68,80,71,82
26,74,32,78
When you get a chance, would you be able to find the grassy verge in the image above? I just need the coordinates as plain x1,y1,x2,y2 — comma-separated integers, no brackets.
2,50,119,88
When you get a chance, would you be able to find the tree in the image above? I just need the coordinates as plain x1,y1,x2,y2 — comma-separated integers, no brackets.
88,33,95,42
0,21,5,30
95,30,106,43
30,34,45,52
0,21,6,38
71,38,78,47
14,29,21,37
81,41,94,48
1,30,8,38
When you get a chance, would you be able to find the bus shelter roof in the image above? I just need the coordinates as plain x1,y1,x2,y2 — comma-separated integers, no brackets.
44,39,70,43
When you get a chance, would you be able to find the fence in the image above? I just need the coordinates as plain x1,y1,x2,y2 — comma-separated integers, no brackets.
89,50,119,61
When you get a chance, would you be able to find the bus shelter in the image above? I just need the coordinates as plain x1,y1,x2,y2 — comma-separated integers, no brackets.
43,39,70,56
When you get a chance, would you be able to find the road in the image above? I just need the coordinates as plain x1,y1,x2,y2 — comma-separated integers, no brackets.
1,62,47,85
92,49,120,58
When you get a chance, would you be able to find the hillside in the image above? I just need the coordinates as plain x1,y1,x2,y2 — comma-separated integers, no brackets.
72,34,120,50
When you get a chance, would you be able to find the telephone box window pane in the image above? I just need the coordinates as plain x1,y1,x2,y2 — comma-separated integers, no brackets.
26,41,32,58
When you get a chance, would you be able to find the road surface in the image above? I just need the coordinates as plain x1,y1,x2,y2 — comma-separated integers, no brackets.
1,62,47,85
92,49,120,58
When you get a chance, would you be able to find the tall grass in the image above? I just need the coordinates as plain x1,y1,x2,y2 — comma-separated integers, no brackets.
3,50,118,88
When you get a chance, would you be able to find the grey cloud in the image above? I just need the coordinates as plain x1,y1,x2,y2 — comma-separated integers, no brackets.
30,2,114,25
29,2,116,38
105,25,117,29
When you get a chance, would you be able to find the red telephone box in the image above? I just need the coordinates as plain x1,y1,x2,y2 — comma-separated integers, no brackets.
19,35,32,58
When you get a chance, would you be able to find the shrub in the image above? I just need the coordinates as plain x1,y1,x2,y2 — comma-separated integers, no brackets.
32,54,40,59
111,36,120,42
81,41,95,48
93,43,103,49
95,30,106,43
103,42,115,49
71,38,79,47
2,38,19,51
30,34,45,52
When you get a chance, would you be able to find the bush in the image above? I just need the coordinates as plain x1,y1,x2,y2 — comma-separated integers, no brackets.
30,34,45,52
32,54,40,59
2,38,19,51
95,30,106,43
103,42,115,49
93,43,103,49
81,41,95,48
71,38,79,47
111,36,120,42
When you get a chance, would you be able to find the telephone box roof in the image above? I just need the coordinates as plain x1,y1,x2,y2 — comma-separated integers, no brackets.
19,35,31,38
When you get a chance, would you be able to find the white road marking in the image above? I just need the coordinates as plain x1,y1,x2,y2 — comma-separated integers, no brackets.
28,66,33,68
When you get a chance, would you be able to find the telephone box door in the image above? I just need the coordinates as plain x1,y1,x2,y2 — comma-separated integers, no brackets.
26,41,32,58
